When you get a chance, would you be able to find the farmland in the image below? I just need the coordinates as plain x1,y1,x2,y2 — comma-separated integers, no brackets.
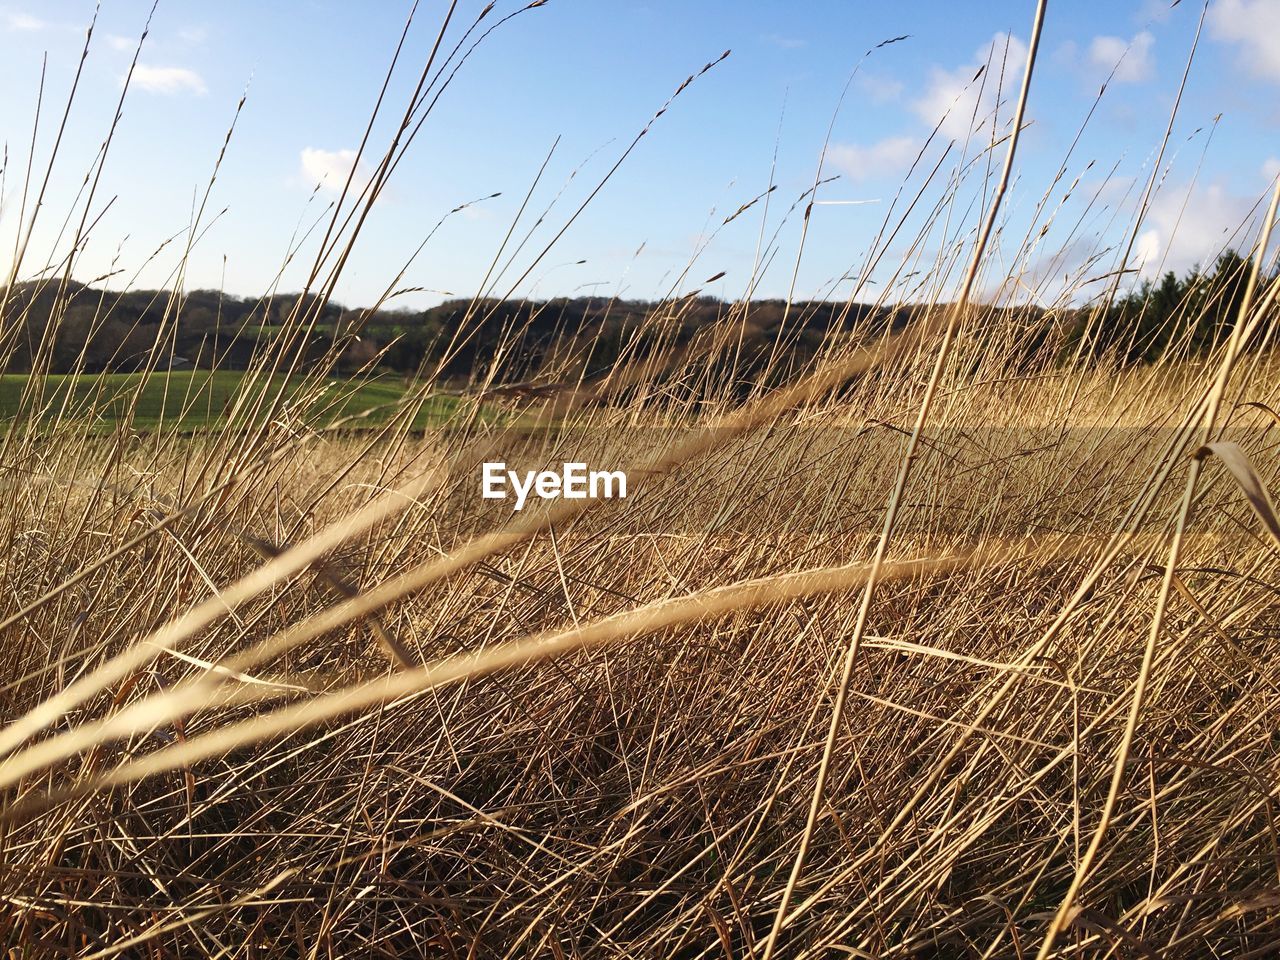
0,370,467,431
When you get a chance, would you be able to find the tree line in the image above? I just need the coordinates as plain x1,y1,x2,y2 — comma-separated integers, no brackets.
1063,250,1268,365
0,249,1269,383
0,285,909,384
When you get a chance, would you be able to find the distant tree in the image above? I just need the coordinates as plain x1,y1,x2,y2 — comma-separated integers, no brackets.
1064,248,1273,365
1188,250,1253,352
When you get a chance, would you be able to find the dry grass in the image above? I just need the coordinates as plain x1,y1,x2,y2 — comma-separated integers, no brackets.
3,2,1280,957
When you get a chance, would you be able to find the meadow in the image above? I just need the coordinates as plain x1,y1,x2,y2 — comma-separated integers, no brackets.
0,370,467,431
3,1,1280,958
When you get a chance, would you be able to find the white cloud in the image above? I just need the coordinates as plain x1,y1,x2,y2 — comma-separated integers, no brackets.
1263,157,1280,183
1135,229,1162,273
827,136,917,181
1209,0,1280,81
5,11,44,30
105,33,135,51
911,32,1030,141
1132,180,1258,279
1088,31,1155,83
131,64,207,96
300,147,373,194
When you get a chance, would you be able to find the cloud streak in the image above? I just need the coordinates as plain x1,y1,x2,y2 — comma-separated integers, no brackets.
5,11,44,31
131,64,207,96
762,33,805,50
827,137,917,182
1088,31,1155,83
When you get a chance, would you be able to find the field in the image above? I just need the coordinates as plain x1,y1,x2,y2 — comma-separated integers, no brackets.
5,327,1280,959
3,2,1280,959
0,371,467,431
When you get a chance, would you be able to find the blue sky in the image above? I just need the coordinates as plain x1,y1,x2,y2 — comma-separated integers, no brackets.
0,0,1276,309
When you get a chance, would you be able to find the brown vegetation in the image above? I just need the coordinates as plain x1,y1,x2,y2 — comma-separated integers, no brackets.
3,2,1280,957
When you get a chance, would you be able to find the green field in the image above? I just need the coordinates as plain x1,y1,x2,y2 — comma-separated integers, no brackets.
0,370,469,431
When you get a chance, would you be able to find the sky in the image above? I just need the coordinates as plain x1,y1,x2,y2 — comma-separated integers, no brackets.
0,0,1277,310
